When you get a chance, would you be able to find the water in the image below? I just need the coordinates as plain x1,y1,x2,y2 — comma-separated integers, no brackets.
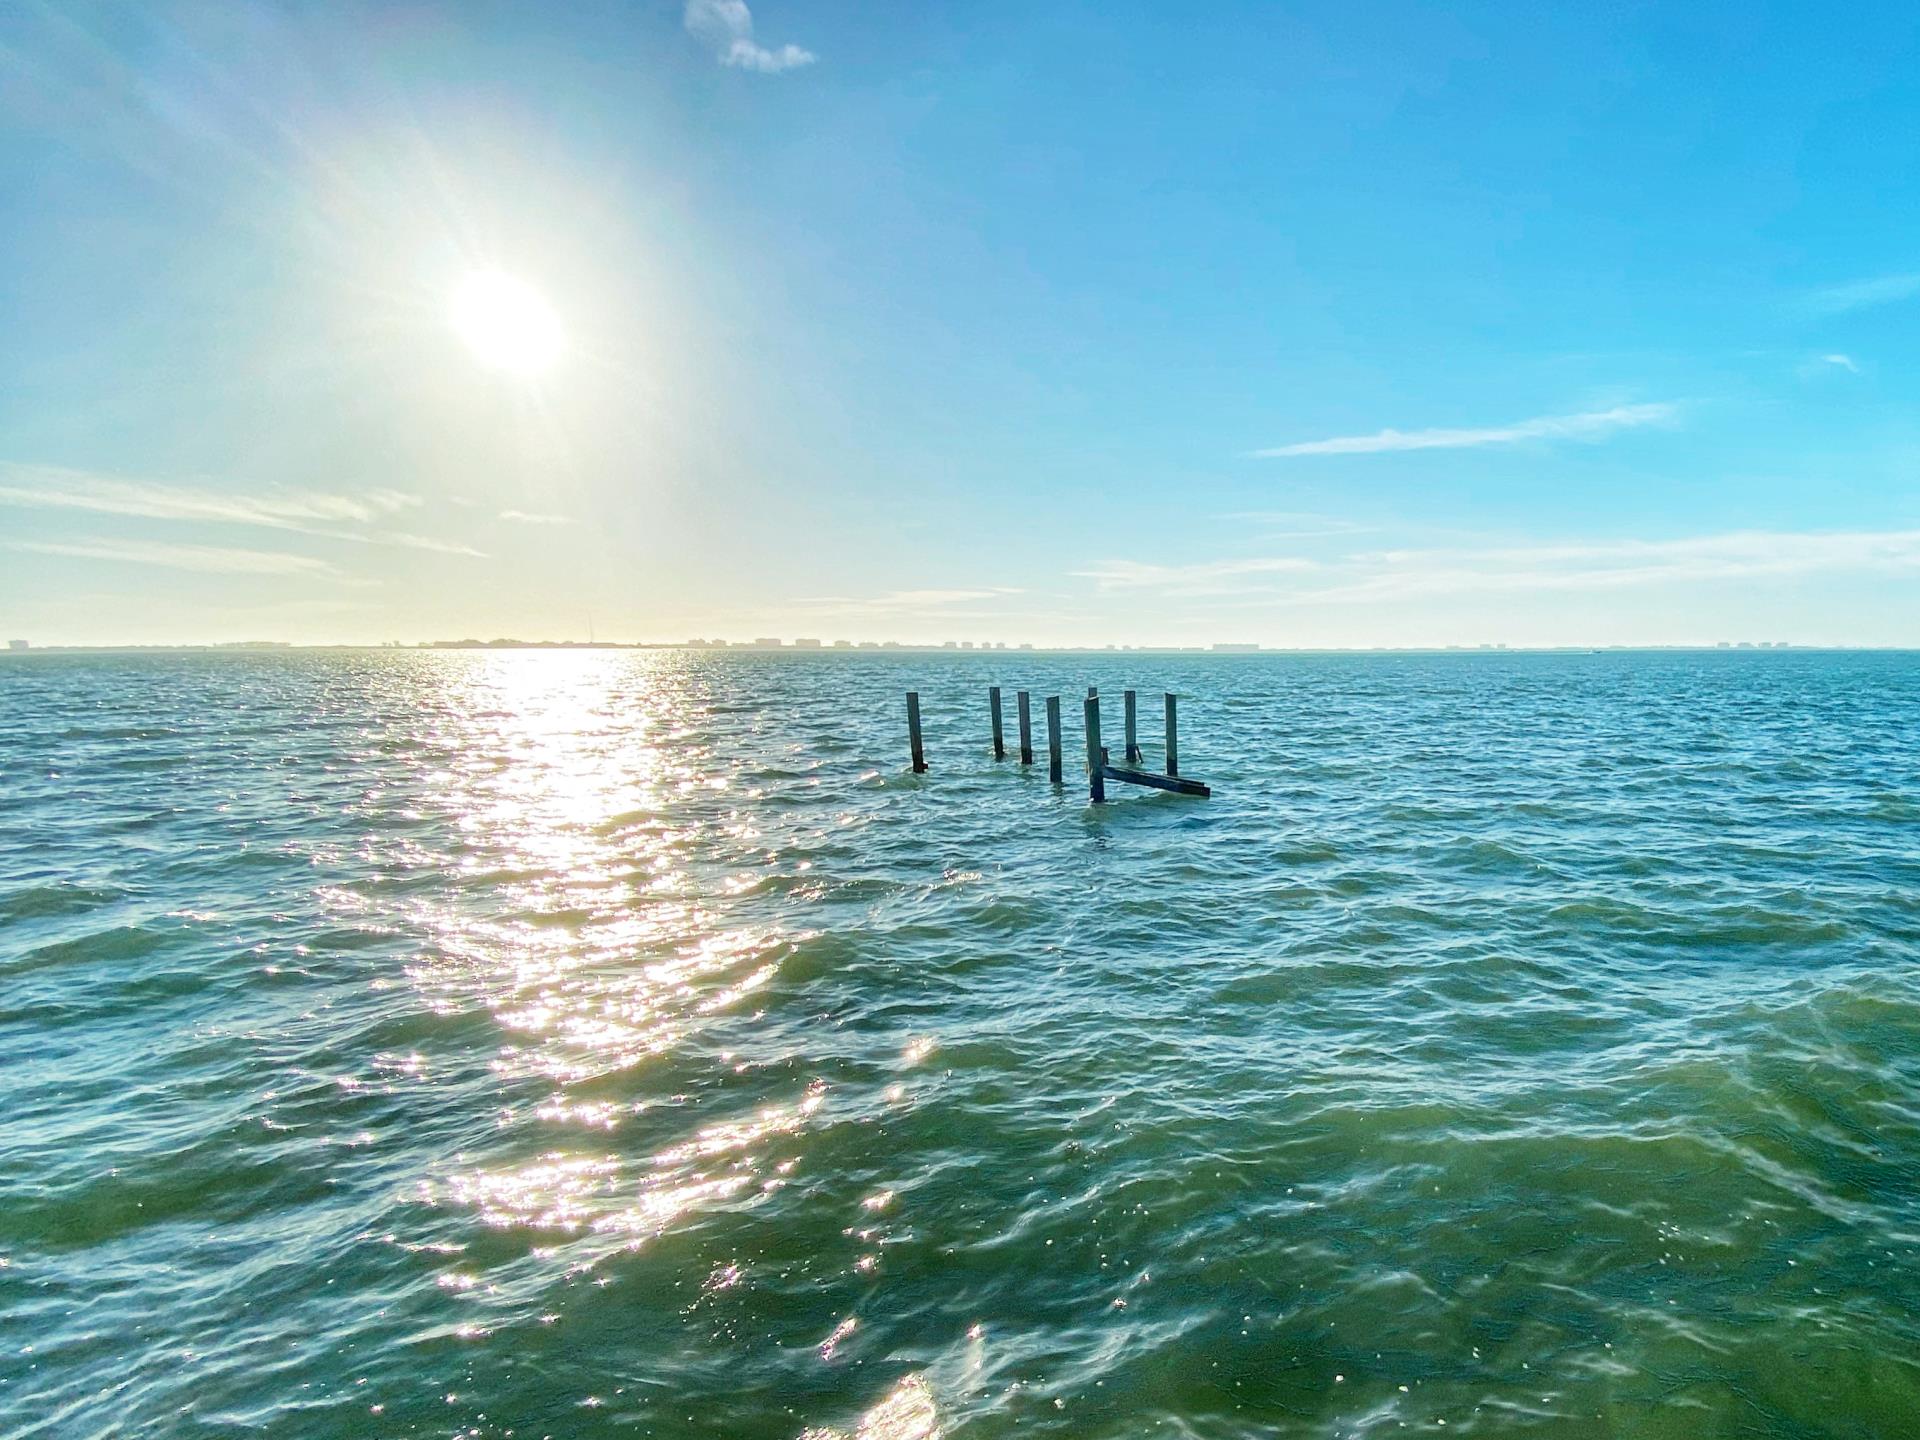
3,649,1919,1439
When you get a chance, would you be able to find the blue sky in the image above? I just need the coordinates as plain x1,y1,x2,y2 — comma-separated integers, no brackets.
3,0,1919,646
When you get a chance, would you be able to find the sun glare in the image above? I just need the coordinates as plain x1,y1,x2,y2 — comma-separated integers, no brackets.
451,268,563,376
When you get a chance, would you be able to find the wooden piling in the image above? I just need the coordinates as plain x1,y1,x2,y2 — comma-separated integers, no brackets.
1083,693,1106,803
989,686,1005,761
906,691,927,773
1124,689,1141,764
1164,692,1178,778
1017,690,1034,765
1046,696,1063,784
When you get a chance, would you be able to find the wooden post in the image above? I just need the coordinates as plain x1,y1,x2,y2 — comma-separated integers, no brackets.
1124,689,1141,764
1017,690,1033,765
1046,696,1063,784
907,691,927,773
989,686,1005,760
1164,692,1178,778
1083,693,1106,803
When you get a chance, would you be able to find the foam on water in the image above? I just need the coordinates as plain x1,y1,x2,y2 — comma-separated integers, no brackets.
2,649,1919,1438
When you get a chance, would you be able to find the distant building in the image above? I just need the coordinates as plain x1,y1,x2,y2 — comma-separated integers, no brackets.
6,640,26,651
1212,643,1261,653
1017,643,1033,650
752,637,783,648
793,637,822,649
831,639,852,648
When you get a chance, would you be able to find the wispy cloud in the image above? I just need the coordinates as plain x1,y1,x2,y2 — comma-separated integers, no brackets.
683,0,815,73
792,587,1024,614
1251,402,1678,458
1816,352,1860,374
0,465,416,528
1080,528,1920,605
1215,510,1377,540
500,509,573,525
1075,557,1320,596
1803,272,1920,316
0,464,483,556
1315,530,1920,603
8,538,352,578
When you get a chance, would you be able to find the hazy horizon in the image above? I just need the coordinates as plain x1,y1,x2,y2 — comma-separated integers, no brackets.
6,3,1920,648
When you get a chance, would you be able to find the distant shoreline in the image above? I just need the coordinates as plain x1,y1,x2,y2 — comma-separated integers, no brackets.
3,642,1908,657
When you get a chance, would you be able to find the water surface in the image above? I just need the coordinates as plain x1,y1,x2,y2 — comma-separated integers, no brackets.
3,649,1918,1438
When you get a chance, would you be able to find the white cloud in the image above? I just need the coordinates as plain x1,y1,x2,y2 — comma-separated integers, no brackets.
9,538,352,578
1078,528,1920,606
791,587,1024,614
1075,557,1321,596
0,464,483,556
683,0,815,73
1251,402,1678,458
1315,529,1920,602
0,464,416,528
500,509,573,525
1803,272,1920,316
1818,353,1860,374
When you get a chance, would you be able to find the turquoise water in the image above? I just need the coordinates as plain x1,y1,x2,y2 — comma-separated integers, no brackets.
3,649,1919,1439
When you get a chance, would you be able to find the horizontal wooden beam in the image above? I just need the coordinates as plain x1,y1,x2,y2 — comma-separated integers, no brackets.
1100,763,1210,797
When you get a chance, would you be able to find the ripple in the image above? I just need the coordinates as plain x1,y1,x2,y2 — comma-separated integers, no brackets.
2,648,1919,1438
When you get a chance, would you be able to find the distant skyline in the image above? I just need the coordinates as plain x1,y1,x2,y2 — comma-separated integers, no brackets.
5,2,1920,648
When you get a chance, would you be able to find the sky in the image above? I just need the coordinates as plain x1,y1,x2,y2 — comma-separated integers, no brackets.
3,0,1920,648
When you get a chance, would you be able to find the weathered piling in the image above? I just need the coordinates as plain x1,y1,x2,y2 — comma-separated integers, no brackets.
989,686,1006,761
1017,690,1034,765
1124,689,1142,764
1164,692,1179,778
1046,695,1063,784
906,691,927,773
1084,693,1107,803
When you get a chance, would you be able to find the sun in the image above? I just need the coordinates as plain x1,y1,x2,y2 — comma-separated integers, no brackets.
450,268,563,376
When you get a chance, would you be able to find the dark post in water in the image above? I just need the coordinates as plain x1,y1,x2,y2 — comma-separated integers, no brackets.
1164,692,1178,778
989,686,1005,761
1017,690,1033,765
1084,693,1106,803
1124,689,1141,764
906,691,927,774
1046,695,1063,784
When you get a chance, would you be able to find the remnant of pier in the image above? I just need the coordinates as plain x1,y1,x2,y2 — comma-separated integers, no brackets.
903,687,1210,802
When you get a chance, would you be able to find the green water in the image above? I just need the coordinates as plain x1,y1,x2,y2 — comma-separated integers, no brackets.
2,649,1918,1438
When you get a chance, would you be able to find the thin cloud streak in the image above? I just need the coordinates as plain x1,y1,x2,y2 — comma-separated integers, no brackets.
1803,272,1920,316
1252,403,1678,458
1075,557,1319,596
683,0,815,73
0,465,415,528
500,509,573,525
791,587,1025,615
1081,528,1920,605
0,464,484,557
9,538,353,578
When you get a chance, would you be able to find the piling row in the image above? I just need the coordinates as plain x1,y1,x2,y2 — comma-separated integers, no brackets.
904,686,1209,802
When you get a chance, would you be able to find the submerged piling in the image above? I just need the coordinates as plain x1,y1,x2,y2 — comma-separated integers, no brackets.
1046,696,1063,784
989,686,1005,761
1017,690,1034,765
1084,693,1106,803
906,691,927,773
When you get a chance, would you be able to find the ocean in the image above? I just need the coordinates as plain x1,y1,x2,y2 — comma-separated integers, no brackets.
3,648,1918,1438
